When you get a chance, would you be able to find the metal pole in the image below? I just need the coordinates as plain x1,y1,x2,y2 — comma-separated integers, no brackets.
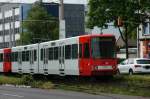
59,0,66,39
59,0,64,20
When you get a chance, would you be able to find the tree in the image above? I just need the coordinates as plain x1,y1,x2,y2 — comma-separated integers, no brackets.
20,1,59,45
88,0,150,58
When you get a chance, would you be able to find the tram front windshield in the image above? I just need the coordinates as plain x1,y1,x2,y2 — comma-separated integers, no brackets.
91,37,115,58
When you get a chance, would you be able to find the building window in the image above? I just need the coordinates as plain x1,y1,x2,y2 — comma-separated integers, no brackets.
14,15,19,21
14,28,20,34
0,31,3,36
143,20,150,35
0,19,3,24
4,30,8,35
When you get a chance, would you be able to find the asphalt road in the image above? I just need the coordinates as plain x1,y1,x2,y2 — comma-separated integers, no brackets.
0,85,149,99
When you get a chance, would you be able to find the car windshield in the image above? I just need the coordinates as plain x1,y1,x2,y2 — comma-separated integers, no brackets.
136,60,150,64
91,37,115,58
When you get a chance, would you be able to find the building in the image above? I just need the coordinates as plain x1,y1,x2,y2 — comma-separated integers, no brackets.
116,36,137,58
0,3,85,48
139,18,150,58
117,36,137,48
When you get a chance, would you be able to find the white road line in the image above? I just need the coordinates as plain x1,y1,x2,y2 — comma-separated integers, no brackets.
0,93,24,98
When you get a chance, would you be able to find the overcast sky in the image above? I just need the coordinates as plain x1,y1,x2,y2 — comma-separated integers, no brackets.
0,0,87,4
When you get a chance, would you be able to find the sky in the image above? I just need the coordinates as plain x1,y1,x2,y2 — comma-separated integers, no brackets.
0,0,87,4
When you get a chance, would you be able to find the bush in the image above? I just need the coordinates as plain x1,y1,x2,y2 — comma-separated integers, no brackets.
21,75,34,85
41,82,54,89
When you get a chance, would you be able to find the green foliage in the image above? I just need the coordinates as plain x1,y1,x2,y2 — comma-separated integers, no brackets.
21,2,59,45
21,75,34,85
0,75,150,97
0,75,22,85
20,32,32,45
88,0,150,39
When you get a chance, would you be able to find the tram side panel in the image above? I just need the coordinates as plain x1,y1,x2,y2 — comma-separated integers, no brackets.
78,36,92,76
62,38,79,76
3,48,12,73
39,37,80,76
11,46,23,73
24,44,39,74
39,41,60,75
19,46,30,74
12,44,39,74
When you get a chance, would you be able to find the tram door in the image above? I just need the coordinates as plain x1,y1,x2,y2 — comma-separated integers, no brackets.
59,45,65,75
29,50,34,73
18,51,22,73
43,47,48,74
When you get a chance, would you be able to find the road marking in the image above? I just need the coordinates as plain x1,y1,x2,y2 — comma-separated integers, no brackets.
0,93,24,98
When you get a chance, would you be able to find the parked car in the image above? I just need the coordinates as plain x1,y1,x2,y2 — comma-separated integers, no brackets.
117,58,150,75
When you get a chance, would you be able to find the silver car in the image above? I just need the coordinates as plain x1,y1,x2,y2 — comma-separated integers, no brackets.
117,58,150,75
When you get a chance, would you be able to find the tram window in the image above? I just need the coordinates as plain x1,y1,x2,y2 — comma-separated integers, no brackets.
65,45,71,59
11,53,14,62
26,51,29,61
72,44,78,59
84,43,90,58
15,52,18,62
79,44,82,58
0,53,3,62
13,52,15,62
34,50,37,61
13,52,16,62
41,49,43,61
54,47,58,60
1,53,3,62
22,51,26,61
48,48,53,60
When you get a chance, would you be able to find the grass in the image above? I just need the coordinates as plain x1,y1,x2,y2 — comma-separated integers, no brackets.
54,75,150,97
0,74,150,97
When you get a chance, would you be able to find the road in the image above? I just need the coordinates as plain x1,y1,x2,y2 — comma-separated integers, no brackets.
0,85,149,99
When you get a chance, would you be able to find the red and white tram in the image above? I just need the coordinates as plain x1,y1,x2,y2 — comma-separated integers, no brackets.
0,34,117,76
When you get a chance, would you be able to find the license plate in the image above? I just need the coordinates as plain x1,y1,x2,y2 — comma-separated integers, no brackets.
97,66,112,70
